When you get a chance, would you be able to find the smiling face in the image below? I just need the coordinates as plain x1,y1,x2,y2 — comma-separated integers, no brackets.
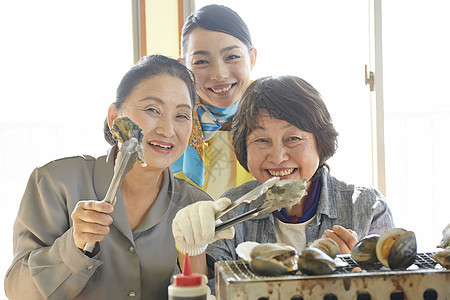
246,111,320,184
108,75,192,171
182,27,256,108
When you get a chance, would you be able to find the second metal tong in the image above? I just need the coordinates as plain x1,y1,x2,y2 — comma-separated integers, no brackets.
215,176,280,232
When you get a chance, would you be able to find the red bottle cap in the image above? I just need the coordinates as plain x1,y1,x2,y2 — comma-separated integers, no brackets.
173,253,203,286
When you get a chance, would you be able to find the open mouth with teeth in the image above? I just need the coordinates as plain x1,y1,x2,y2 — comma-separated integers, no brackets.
208,83,236,94
148,141,173,149
268,168,296,177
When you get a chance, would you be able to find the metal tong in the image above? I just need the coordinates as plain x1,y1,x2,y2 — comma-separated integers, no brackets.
215,177,280,233
83,138,140,253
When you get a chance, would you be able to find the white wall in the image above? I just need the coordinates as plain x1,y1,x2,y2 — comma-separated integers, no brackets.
0,1,133,298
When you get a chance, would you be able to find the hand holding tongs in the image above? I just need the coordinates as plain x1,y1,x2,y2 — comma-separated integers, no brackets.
83,138,140,253
215,177,280,233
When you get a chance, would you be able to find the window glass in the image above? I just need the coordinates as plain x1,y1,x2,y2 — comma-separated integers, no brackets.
383,0,450,250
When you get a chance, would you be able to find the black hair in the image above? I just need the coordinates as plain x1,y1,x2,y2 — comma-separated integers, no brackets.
232,75,338,176
104,54,196,145
180,4,253,58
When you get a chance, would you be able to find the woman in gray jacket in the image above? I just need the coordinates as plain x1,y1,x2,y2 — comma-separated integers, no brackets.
5,55,221,300
172,75,395,288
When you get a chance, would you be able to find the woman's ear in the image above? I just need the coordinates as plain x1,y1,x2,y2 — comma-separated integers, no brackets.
107,104,119,129
249,47,257,70
177,57,185,65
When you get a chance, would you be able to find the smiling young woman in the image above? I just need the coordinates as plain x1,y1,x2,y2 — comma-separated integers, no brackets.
172,5,257,199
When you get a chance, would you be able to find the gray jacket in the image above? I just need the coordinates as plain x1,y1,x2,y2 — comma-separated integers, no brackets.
5,147,212,300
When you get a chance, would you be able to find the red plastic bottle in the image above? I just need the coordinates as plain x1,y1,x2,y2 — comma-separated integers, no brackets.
168,254,208,300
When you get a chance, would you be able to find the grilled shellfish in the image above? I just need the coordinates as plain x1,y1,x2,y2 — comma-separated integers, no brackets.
431,251,450,268
249,243,299,276
431,223,450,268
436,223,450,249
351,234,380,264
375,228,417,269
298,247,336,275
296,237,339,275
309,237,340,259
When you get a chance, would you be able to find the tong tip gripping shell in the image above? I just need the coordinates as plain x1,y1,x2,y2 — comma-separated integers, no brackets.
111,116,146,167
215,177,280,220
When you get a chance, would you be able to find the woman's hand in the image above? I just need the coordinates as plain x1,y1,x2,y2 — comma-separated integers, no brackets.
71,200,114,250
323,225,358,254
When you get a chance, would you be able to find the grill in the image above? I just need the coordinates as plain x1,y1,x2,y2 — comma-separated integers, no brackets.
215,252,450,300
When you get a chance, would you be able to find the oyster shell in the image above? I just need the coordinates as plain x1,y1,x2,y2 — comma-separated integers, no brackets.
235,241,260,262
111,116,146,167
298,247,336,275
351,234,380,263
437,223,450,249
376,228,417,269
431,250,450,268
431,224,450,268
249,243,299,276
266,179,308,210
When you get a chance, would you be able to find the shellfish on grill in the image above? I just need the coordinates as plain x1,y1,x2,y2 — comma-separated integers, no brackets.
296,237,339,275
436,223,450,250
431,250,450,268
351,234,380,264
308,237,340,259
375,228,417,269
248,243,299,276
430,223,450,268
298,247,336,275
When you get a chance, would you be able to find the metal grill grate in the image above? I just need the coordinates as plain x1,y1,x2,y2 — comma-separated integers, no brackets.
335,252,441,273
220,252,444,280
215,253,450,299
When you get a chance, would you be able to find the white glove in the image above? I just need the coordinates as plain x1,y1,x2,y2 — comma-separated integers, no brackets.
172,197,235,256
